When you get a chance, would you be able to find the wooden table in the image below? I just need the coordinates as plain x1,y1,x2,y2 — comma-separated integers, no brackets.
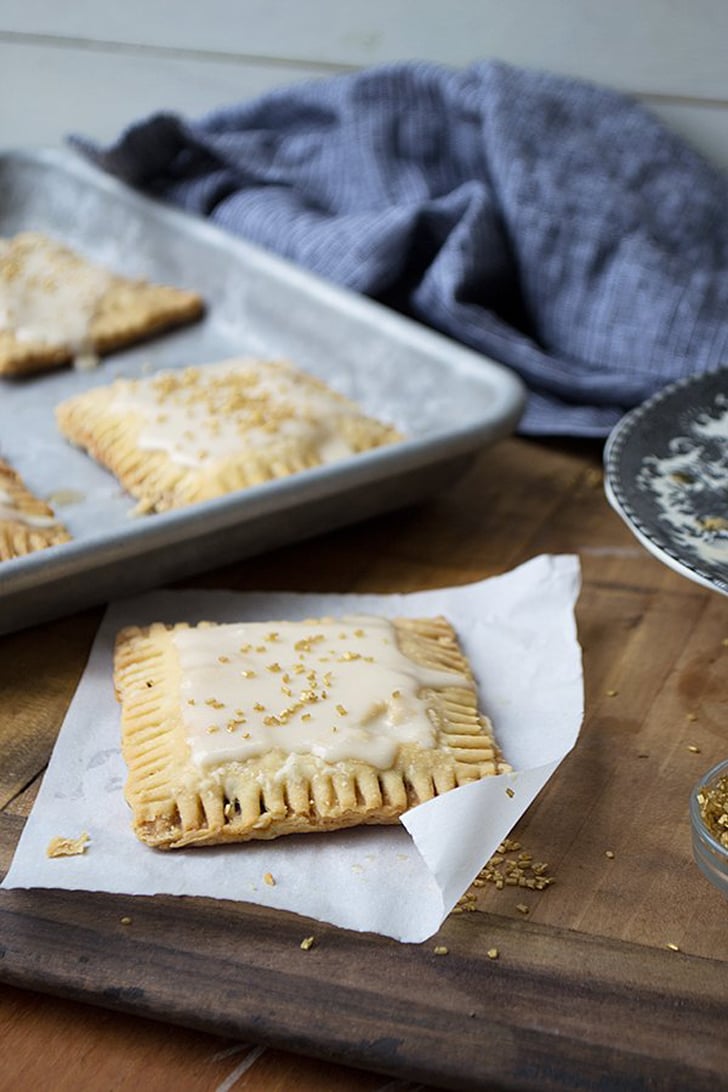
1,434,727,1091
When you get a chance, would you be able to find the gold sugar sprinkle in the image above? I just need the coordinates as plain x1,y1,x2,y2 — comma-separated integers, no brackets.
433,946,449,956
487,948,499,960
606,689,618,697
516,903,529,915
605,850,615,859
696,773,728,848
456,839,555,902
120,916,132,926
666,943,680,952
505,787,515,798
687,745,701,753
263,872,276,886
300,936,315,951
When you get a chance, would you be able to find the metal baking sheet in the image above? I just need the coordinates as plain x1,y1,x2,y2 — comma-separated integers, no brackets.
0,148,525,636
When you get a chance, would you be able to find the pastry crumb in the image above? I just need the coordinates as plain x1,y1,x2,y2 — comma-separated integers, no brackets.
46,832,90,858
120,916,132,926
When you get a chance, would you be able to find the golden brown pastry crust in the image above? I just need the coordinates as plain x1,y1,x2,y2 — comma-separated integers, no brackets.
0,458,70,560
114,616,509,849
56,359,402,513
0,232,203,376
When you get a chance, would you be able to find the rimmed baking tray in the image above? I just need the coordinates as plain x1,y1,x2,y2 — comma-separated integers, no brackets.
0,148,525,636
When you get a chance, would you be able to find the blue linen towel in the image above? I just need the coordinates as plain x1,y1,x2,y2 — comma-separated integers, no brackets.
72,61,728,436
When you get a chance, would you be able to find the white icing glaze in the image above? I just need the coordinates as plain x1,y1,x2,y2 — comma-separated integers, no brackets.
0,483,59,527
109,360,362,468
0,503,59,528
0,233,111,354
173,616,473,770
46,488,85,507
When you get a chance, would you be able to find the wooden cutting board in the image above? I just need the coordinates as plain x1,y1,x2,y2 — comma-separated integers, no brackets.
1,436,727,1091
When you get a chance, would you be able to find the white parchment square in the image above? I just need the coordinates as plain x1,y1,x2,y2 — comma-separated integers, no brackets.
3,554,583,942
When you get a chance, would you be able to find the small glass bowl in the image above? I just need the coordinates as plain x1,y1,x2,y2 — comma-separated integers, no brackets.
690,758,728,897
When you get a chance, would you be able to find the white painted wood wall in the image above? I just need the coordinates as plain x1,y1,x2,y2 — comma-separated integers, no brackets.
1,1,727,171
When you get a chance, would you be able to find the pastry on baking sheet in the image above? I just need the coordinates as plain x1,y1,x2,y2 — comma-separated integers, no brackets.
56,357,402,513
0,457,70,560
114,614,509,849
0,231,204,376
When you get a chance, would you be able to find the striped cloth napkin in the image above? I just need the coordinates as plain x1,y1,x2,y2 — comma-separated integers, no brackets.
72,61,728,436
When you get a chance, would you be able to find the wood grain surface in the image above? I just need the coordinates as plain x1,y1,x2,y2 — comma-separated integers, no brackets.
1,435,727,1091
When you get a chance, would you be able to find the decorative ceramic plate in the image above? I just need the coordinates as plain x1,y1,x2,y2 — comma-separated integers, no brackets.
604,369,728,597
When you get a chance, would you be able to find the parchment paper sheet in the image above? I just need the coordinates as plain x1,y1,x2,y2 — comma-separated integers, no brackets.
3,554,583,942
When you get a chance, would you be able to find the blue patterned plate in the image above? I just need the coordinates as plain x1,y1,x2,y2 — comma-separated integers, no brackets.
604,369,728,596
